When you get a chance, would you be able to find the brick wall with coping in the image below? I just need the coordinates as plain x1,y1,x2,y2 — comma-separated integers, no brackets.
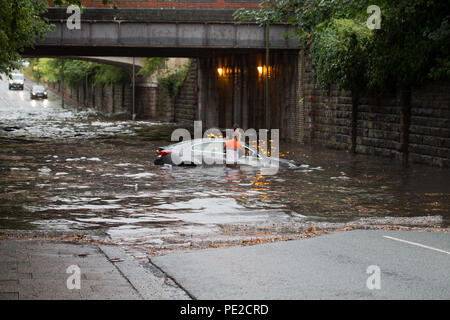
296,53,450,167
48,81,133,116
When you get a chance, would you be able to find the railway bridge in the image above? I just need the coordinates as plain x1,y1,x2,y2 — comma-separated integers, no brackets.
24,6,302,140
21,3,450,167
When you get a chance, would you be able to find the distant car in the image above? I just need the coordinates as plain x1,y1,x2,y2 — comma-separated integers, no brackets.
154,138,300,169
30,85,48,99
8,73,24,90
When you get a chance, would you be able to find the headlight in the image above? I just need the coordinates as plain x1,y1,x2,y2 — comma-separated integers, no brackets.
19,81,24,85
9,80,12,84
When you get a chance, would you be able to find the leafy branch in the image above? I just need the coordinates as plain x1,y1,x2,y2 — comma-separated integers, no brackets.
234,0,450,93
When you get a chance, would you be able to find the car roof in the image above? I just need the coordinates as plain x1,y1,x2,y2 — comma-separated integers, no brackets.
169,138,258,149
186,138,227,144
166,138,225,147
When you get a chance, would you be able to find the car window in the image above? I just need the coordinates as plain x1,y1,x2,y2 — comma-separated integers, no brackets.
244,147,258,157
12,74,24,80
192,143,204,151
192,142,224,153
204,142,225,154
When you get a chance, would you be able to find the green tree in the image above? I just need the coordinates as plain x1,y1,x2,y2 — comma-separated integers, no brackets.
26,58,130,87
235,0,450,93
159,65,189,99
91,64,130,86
0,0,109,78
138,57,168,78
310,18,372,94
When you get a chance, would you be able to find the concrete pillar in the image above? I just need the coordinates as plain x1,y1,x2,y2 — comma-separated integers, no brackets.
241,55,249,130
296,50,306,143
197,59,203,121
135,75,157,119
232,59,242,127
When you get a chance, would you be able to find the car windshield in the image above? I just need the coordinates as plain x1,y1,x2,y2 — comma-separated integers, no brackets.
198,142,225,153
12,74,24,81
189,140,261,158
33,86,45,91
244,146,259,157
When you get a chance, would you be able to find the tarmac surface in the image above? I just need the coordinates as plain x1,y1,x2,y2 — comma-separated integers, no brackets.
1,229,449,300
151,230,450,300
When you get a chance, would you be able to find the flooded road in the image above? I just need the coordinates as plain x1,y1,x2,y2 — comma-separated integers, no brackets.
1,77,449,258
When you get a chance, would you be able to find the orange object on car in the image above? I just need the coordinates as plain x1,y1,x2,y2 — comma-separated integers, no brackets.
225,139,243,150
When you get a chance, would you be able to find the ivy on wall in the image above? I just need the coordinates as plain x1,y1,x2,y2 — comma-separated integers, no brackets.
235,0,450,94
159,63,190,99
137,57,168,78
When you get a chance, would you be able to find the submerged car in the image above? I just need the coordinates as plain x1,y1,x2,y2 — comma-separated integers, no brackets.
30,85,48,99
8,73,24,90
154,138,300,169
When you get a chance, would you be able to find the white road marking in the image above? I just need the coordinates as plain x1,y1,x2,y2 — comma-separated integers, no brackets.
383,235,450,255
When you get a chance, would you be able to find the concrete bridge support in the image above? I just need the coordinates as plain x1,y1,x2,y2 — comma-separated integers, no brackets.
195,52,299,141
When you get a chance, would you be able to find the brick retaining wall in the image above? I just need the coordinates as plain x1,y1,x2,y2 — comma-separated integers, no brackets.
298,54,450,167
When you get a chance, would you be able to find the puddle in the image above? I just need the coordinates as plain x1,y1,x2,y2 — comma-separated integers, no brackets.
1,76,449,258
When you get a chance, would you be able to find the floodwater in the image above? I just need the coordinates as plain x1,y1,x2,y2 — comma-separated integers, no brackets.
1,76,449,258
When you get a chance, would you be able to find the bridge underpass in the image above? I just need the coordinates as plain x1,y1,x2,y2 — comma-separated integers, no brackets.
24,8,302,140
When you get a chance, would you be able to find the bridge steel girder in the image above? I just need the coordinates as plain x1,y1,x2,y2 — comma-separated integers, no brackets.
65,56,145,73
23,8,300,57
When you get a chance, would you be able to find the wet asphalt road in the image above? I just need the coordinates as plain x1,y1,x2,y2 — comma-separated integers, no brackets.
0,75,449,259
151,230,450,299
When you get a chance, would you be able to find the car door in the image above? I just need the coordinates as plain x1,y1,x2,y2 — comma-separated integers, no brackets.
191,141,225,165
203,141,225,165
190,142,205,165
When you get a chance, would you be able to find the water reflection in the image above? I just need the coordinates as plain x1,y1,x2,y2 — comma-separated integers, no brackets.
0,75,449,255
18,91,25,101
1,136,448,256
